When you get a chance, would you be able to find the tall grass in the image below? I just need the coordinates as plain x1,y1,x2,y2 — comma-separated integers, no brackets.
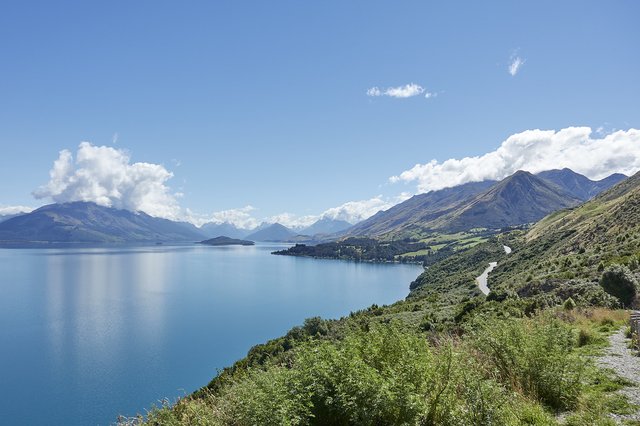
468,314,585,411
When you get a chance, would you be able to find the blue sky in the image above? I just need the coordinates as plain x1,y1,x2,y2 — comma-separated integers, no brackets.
1,1,639,227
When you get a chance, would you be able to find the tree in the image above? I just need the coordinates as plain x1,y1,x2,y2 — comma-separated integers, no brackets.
600,264,638,308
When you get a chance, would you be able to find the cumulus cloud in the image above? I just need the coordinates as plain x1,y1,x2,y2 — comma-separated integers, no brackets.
34,142,181,219
0,205,34,216
391,127,640,193
367,83,427,99
508,51,525,76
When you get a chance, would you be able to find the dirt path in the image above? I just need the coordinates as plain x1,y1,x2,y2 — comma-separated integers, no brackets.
596,326,640,422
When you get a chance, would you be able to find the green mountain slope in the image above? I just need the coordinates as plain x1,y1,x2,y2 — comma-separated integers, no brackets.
346,170,590,239
430,171,582,232
345,181,495,238
410,171,640,306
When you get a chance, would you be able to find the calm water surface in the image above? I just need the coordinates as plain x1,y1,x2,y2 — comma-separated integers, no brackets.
0,244,421,425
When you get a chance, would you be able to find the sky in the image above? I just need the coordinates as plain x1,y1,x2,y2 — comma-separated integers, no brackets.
1,1,639,228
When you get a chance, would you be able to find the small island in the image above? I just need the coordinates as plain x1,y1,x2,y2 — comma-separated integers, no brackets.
199,236,255,246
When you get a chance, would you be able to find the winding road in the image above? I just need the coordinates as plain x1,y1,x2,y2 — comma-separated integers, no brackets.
475,245,511,295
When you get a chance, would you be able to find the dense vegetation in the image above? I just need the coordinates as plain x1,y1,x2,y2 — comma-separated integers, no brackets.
274,230,497,266
123,308,632,425
272,237,429,263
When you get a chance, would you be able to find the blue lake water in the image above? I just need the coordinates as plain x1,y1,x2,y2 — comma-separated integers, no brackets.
0,244,421,425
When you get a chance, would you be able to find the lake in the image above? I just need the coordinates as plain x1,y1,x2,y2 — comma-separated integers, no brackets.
0,244,421,425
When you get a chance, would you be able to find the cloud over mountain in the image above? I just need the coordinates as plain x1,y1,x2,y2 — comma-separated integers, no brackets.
321,195,409,223
34,142,181,219
391,127,640,193
0,205,34,215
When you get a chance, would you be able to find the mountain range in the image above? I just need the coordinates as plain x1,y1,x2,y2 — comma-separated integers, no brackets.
0,168,626,244
199,217,352,242
0,202,206,243
345,169,625,238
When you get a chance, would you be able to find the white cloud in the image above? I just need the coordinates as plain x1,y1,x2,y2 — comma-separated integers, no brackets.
0,205,34,216
186,206,259,229
264,213,319,229
367,83,427,99
508,51,525,76
391,127,640,193
321,193,411,223
366,87,382,96
190,194,413,231
33,142,181,219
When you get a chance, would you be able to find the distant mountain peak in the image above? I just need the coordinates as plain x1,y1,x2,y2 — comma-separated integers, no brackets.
537,168,627,201
300,217,352,236
245,223,297,242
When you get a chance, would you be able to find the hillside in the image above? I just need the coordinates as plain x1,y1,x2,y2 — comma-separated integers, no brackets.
429,171,582,232
486,170,640,298
344,169,622,240
0,202,206,243
409,171,640,307
346,180,496,238
0,213,24,223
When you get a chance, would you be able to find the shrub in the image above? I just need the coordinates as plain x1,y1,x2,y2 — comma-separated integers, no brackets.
577,327,605,347
563,297,576,311
469,314,585,410
599,264,638,307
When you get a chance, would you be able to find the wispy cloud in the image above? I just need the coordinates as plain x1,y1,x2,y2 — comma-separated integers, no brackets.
391,127,640,193
508,50,525,76
367,83,430,99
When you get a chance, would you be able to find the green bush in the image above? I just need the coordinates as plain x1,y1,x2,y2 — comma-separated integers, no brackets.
563,297,576,311
599,264,638,307
469,314,585,411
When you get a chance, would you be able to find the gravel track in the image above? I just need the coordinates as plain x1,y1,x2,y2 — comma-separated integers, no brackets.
596,327,640,422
